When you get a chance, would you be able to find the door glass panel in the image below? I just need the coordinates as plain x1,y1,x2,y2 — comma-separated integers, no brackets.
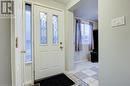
52,15,58,45
25,4,32,63
40,12,47,44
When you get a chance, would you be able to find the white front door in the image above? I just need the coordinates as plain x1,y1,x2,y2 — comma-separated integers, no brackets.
34,5,65,80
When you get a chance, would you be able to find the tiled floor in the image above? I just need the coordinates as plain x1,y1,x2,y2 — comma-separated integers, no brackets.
68,61,99,86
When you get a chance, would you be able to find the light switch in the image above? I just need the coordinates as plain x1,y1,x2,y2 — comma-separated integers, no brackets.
112,16,126,27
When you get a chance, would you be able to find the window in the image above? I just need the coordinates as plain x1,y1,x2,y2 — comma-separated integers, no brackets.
40,12,47,44
52,15,59,45
81,23,90,44
25,4,32,63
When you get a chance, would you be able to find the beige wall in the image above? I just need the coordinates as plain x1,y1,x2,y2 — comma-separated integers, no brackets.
0,19,11,86
99,0,130,86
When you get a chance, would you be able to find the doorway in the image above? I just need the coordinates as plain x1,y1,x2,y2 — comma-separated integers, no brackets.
70,0,99,86
23,2,65,85
33,5,65,80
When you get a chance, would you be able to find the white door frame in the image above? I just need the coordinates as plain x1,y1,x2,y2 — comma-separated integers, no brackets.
33,4,65,80
11,0,24,86
22,0,65,84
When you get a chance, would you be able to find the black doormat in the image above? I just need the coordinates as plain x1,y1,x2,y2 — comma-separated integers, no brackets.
34,73,75,86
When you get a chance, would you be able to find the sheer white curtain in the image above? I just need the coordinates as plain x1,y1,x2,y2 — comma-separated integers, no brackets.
75,19,94,51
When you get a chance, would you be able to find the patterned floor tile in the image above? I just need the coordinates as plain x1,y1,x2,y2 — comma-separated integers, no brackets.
83,77,96,84
70,61,99,86
82,69,97,76
75,72,89,79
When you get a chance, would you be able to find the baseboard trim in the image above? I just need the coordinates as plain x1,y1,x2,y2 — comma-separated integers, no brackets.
24,80,33,86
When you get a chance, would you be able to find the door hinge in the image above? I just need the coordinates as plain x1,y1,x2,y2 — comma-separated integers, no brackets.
33,70,35,75
16,37,18,48
21,51,26,53
33,70,35,79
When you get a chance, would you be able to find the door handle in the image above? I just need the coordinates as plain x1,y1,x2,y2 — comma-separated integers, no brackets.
60,46,63,49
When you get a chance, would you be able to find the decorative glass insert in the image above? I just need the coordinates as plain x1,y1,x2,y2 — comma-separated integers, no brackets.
52,15,58,44
25,4,32,63
40,12,47,44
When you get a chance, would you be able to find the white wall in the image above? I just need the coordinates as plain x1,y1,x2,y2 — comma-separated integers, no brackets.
99,0,130,86
0,19,11,86
65,10,75,70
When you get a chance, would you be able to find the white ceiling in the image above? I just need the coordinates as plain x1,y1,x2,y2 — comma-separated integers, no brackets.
52,0,70,4
74,0,98,21
50,0,98,20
